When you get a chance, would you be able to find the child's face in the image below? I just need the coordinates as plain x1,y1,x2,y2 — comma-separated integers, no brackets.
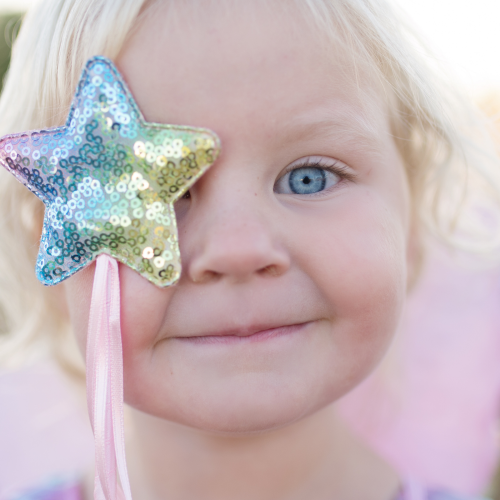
65,1,410,433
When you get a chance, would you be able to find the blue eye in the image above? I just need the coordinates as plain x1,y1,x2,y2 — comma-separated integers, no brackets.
274,164,341,195
288,167,325,194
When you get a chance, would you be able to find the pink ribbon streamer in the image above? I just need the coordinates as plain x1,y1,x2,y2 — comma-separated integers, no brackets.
86,254,133,500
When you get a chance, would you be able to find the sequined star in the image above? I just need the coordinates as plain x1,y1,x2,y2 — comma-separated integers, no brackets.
0,56,220,287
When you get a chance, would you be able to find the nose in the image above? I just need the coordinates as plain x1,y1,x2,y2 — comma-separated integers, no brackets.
185,203,291,284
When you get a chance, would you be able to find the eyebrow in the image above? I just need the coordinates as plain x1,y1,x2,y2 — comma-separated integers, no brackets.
275,109,386,157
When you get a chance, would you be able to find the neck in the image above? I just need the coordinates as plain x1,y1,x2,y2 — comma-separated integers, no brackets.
123,405,400,500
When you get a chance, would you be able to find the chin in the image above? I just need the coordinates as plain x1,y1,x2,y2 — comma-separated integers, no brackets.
125,372,355,435
141,403,317,436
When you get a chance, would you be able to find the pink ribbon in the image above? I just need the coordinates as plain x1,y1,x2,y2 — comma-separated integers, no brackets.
86,254,133,500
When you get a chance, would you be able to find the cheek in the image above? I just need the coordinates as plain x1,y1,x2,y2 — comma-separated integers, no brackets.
292,189,408,383
64,261,174,371
120,264,175,369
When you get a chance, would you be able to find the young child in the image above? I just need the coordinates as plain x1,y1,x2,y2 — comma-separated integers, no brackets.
0,0,498,499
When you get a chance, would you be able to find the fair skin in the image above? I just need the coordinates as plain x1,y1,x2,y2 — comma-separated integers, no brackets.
65,1,411,499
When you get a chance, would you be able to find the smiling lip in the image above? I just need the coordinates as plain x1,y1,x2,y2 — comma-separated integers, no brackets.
174,322,311,345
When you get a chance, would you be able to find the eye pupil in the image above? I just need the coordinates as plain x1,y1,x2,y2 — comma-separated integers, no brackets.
288,167,326,194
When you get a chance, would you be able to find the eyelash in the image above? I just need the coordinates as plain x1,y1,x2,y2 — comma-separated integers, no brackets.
282,158,353,180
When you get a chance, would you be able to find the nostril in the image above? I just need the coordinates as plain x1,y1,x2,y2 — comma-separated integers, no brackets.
192,269,221,284
191,263,284,283
258,265,281,277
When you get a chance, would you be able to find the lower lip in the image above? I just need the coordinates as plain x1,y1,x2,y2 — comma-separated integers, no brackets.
175,323,310,345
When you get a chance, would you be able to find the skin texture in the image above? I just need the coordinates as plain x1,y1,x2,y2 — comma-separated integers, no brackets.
64,1,410,499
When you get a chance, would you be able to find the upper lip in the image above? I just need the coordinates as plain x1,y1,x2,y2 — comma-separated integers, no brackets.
176,321,310,339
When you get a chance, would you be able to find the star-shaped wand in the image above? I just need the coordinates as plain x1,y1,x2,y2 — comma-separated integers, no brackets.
0,56,220,287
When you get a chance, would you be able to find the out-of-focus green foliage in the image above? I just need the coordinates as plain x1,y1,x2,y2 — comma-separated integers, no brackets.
0,12,22,338
0,12,22,94
0,13,23,336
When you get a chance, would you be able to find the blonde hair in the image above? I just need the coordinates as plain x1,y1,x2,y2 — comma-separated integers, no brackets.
0,0,152,370
0,0,499,369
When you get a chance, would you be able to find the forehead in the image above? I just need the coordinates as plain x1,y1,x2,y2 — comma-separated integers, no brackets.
117,0,389,148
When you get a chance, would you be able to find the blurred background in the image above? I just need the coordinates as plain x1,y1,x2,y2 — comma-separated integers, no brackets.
395,0,500,94
0,0,499,499
0,6,20,94
0,0,499,93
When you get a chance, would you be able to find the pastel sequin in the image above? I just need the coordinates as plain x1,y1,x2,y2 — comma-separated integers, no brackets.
0,56,220,287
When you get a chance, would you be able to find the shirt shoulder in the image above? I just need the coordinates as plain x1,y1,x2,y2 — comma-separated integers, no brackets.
397,480,489,500
425,491,488,500
9,481,82,500
424,492,488,500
